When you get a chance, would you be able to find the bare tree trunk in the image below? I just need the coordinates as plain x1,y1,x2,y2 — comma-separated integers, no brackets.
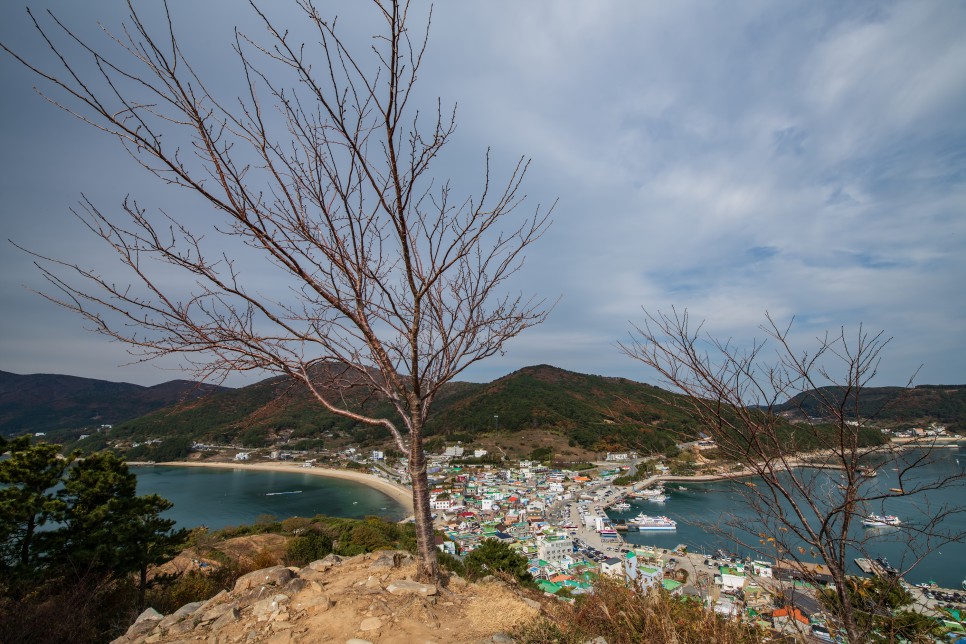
408,433,439,581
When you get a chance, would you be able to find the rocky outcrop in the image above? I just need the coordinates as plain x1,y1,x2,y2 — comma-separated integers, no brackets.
112,551,542,644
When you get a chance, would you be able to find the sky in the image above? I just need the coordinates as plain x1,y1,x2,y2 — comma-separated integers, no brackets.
1,1,964,390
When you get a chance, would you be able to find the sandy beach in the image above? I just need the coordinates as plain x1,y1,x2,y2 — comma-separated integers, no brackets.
149,460,414,511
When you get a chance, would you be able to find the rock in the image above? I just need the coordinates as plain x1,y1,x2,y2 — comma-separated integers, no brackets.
368,550,412,569
447,574,468,589
135,607,163,624
200,589,229,610
234,566,295,593
124,619,160,640
582,638,608,644
364,575,382,589
211,605,240,631
522,597,541,611
292,593,332,612
282,577,312,596
159,601,204,629
346,640,374,644
253,593,290,622
386,579,437,596
165,618,198,636
199,601,234,624
305,554,342,572
491,634,515,643
123,607,163,639
359,617,382,632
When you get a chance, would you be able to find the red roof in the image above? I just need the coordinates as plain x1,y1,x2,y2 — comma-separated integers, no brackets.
772,607,808,624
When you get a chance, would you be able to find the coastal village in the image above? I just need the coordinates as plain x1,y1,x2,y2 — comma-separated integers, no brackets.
205,424,965,643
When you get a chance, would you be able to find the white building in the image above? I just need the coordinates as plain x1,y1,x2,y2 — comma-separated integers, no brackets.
431,496,452,511
444,446,464,457
601,557,623,577
718,565,746,592
537,535,573,563
371,450,385,460
473,449,488,458
234,452,250,461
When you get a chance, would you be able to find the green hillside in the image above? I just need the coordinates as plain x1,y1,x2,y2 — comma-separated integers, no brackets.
112,365,706,454
777,384,966,432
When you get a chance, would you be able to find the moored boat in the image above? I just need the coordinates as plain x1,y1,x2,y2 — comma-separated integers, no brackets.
628,513,677,530
862,514,901,527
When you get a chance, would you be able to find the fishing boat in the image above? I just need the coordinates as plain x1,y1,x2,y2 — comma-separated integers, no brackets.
645,493,668,503
627,513,677,531
862,514,901,527
612,502,631,510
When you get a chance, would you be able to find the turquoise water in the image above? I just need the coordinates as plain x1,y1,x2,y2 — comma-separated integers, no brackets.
132,465,407,529
610,446,966,590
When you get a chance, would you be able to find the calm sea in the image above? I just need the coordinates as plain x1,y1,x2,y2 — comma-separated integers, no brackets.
132,465,408,529
609,445,966,589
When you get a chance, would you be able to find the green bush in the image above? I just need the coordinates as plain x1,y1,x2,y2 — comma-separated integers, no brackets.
464,539,533,587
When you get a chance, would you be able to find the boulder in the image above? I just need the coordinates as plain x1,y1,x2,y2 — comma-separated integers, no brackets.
253,593,290,622
386,579,437,596
210,605,240,631
234,566,295,593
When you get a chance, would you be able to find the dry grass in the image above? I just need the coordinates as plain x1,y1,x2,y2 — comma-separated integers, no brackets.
513,576,765,644
461,580,541,638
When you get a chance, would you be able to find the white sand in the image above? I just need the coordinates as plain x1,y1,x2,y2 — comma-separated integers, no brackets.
150,460,414,511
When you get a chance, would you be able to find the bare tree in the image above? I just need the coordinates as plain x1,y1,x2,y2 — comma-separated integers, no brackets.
3,0,552,582
620,309,964,642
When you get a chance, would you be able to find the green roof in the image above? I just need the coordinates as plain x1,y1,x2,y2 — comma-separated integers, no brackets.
661,579,682,592
537,580,562,594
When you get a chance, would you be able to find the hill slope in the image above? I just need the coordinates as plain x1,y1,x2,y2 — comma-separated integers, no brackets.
776,384,966,431
110,364,705,453
0,371,225,436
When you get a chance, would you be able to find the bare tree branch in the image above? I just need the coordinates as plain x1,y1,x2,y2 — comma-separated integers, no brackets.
3,0,553,583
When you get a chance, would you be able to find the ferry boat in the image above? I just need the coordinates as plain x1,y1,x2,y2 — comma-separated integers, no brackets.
862,514,901,527
633,487,665,498
645,494,668,503
612,502,631,510
628,513,677,531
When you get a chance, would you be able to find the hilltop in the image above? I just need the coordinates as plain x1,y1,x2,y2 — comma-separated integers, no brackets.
776,384,966,432
105,364,701,455
4,366,963,454
0,370,225,437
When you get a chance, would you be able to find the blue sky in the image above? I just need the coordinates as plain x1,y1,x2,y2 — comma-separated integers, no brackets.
1,1,964,388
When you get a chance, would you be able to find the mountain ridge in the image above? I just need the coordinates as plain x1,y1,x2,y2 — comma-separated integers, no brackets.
2,367,962,448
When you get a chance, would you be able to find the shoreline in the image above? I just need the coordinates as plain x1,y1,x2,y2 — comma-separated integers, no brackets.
134,460,414,512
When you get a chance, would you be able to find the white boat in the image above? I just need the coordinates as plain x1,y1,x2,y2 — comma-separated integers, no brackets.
628,513,677,530
862,514,901,527
634,487,665,498
612,502,631,510
645,494,668,503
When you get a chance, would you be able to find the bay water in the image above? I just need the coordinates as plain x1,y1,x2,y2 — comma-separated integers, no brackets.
132,465,408,529
610,445,966,589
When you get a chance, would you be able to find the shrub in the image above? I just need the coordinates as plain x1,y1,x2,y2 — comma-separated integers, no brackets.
513,575,763,643
464,539,533,587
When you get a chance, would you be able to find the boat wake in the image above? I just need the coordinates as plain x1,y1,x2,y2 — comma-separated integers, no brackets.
266,490,303,496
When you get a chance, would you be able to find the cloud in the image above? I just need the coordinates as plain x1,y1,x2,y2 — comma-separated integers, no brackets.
1,0,963,388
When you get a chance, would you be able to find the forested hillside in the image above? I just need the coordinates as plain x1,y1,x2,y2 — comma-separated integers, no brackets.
0,371,224,436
